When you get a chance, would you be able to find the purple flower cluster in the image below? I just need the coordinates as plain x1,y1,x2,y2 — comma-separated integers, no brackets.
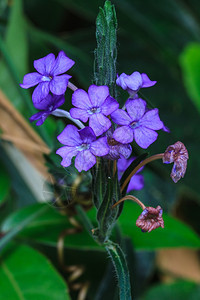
20,51,167,173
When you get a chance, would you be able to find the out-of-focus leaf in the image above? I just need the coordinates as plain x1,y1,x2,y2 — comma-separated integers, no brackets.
0,163,10,206
118,202,200,249
141,281,200,300
0,243,70,300
1,203,102,251
180,43,200,113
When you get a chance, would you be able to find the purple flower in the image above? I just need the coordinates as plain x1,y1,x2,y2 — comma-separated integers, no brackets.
116,72,156,97
70,85,119,136
104,128,132,160
56,125,109,172
20,51,75,103
111,99,164,149
163,141,189,183
118,157,144,192
136,206,164,233
29,94,65,126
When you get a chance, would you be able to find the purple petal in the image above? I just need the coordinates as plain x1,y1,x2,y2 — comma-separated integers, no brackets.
29,111,49,126
75,150,96,172
78,127,96,144
101,96,119,116
141,73,156,88
116,73,129,90
134,126,158,149
88,85,109,107
89,113,111,136
32,82,50,102
51,51,75,75
90,137,109,156
127,174,144,192
56,146,78,167
34,53,55,75
111,109,131,125
57,124,82,146
72,89,92,109
113,126,133,144
49,74,71,95
125,99,146,121
52,94,65,109
70,108,89,122
117,156,134,173
33,94,53,110
118,144,132,159
125,72,143,91
29,111,44,122
140,108,163,130
20,72,42,89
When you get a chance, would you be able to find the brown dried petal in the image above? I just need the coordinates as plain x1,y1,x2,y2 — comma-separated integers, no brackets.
136,205,164,233
163,141,189,183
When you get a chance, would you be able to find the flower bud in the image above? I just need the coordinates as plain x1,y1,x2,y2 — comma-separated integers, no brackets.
136,206,164,232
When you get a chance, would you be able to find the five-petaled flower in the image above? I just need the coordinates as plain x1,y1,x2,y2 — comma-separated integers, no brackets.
70,85,119,136
20,51,75,103
118,156,144,192
163,141,189,183
136,205,164,232
116,72,156,97
56,125,109,172
111,99,164,149
29,94,65,126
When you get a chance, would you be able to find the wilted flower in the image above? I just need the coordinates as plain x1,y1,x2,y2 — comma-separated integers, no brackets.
163,141,189,183
136,206,164,233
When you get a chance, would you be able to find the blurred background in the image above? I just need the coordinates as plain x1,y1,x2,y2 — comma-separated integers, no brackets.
0,0,200,299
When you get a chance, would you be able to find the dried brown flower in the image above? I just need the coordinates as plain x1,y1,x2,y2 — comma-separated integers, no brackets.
136,206,164,233
163,141,189,183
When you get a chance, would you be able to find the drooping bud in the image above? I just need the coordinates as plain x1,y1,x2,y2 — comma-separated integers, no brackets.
136,206,164,233
163,141,189,183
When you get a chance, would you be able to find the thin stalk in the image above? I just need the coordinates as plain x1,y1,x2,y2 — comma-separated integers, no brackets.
112,195,146,211
68,81,78,92
52,109,84,128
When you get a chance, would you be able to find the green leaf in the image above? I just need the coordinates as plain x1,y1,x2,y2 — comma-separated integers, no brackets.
1,204,102,251
180,43,200,113
141,280,200,300
0,163,10,206
0,244,70,300
118,202,200,249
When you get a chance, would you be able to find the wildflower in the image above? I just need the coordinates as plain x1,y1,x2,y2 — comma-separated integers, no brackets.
20,51,75,102
70,85,119,136
117,156,144,192
163,141,189,183
136,206,164,232
56,125,109,172
29,94,65,126
111,99,164,148
116,72,156,97
104,128,132,160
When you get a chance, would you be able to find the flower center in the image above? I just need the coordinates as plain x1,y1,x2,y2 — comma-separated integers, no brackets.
88,107,101,115
76,143,90,151
108,138,119,146
41,75,53,82
130,121,139,129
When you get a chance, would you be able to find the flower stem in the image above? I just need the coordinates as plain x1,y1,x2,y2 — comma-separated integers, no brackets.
112,195,146,211
52,109,84,129
121,153,164,192
68,81,78,92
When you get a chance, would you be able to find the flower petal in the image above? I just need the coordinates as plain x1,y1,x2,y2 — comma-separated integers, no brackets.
125,71,143,91
101,96,119,116
57,124,82,146
140,108,163,130
89,113,111,136
20,72,42,89
90,137,109,156
134,126,158,149
34,53,55,75
125,99,146,121
113,126,133,144
111,109,131,125
127,174,144,192
52,94,65,110
78,127,96,144
29,111,50,126
33,94,53,110
32,82,50,103
50,74,71,95
116,73,129,90
75,150,96,172
51,51,75,75
118,144,132,159
56,146,78,167
70,108,89,122
141,73,156,88
88,85,109,107
72,89,92,109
